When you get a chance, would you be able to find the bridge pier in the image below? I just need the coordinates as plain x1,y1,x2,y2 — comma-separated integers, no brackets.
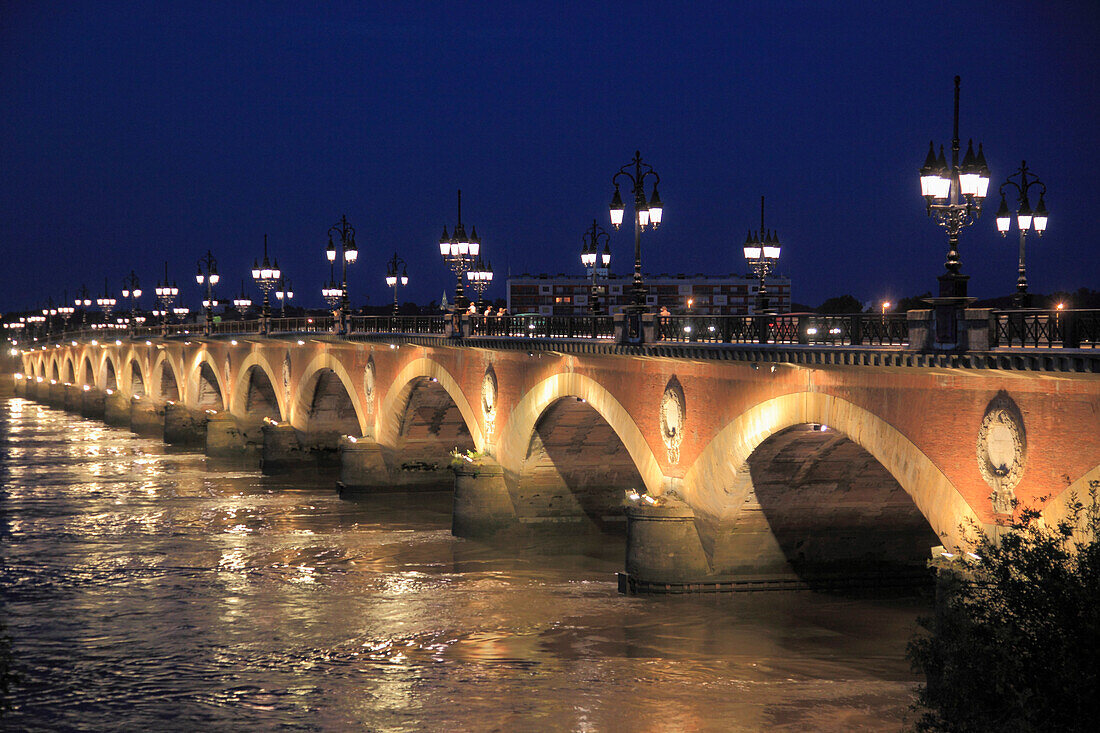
261,422,312,473
205,412,250,456
81,387,106,420
337,437,390,491
621,501,712,592
164,402,205,447
452,457,517,538
63,384,81,412
48,380,65,407
104,390,130,428
129,397,164,437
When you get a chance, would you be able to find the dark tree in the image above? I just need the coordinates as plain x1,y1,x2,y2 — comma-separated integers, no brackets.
895,291,933,312
908,491,1100,732
816,294,863,313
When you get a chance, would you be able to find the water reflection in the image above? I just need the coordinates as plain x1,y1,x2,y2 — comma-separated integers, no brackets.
1,397,924,731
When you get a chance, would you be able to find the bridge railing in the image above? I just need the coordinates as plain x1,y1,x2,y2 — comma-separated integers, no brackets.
468,314,615,339
346,315,447,335
991,309,1100,349
269,316,336,334
655,313,910,346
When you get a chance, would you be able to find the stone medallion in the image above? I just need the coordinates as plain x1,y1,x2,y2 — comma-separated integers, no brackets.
364,356,376,415
977,394,1027,515
481,366,497,437
660,376,685,465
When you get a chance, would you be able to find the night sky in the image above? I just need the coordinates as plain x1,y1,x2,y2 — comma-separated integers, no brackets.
2,2,1098,313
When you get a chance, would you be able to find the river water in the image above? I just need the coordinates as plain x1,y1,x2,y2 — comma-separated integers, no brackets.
0,395,926,731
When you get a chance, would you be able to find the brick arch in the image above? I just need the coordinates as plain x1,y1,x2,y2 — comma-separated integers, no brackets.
99,352,120,392
377,357,484,451
62,355,75,384
230,352,286,420
151,350,183,402
292,352,367,437
496,372,664,497
49,356,60,382
187,351,227,411
80,354,95,387
127,356,149,398
1040,460,1100,539
682,391,980,551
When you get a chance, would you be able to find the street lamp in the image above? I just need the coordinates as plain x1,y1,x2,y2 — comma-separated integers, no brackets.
609,150,663,312
74,285,92,325
467,255,493,311
251,234,281,333
154,262,179,333
196,250,220,333
232,280,253,317
385,252,409,315
918,75,991,300
995,161,1048,308
57,302,74,331
41,300,58,336
96,277,117,320
581,219,611,315
326,215,358,332
438,190,481,312
275,276,294,317
742,196,782,314
121,270,142,329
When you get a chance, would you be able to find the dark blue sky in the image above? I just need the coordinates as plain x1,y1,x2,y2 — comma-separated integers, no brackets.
2,1,1098,312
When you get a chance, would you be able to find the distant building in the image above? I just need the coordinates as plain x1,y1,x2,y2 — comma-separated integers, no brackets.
506,272,791,316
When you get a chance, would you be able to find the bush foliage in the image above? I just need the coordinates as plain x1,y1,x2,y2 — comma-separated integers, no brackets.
908,490,1100,732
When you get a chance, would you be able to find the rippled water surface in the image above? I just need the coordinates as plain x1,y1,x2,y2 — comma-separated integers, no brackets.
1,396,926,731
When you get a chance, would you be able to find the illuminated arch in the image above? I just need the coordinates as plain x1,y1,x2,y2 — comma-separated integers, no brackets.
150,350,183,402
682,391,979,550
62,355,75,384
127,356,149,398
497,372,663,496
1041,461,1100,540
99,351,121,392
230,351,286,420
377,357,484,451
80,354,95,387
292,352,367,436
187,350,227,411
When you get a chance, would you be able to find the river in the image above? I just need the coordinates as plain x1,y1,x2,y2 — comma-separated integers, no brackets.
0,395,926,731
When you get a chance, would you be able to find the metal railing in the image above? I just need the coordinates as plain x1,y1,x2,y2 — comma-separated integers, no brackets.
656,313,910,346
991,310,1100,349
347,315,446,335
468,314,615,339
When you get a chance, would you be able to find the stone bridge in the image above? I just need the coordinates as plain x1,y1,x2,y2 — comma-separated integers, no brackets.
15,325,1100,592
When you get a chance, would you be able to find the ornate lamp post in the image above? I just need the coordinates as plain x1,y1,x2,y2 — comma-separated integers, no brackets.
438,190,480,312
742,196,782,314
326,216,358,332
232,281,252,317
385,252,409,315
57,301,75,332
608,151,663,312
321,265,343,313
96,278,116,322
275,276,294,317
41,300,58,336
154,262,179,334
466,255,493,311
995,161,1048,308
581,219,611,315
251,235,281,334
74,285,92,326
121,271,142,330
195,250,220,333
918,76,991,301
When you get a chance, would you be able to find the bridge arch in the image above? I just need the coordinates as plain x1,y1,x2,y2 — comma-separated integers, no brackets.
151,351,182,402
128,357,148,398
231,352,285,421
377,357,483,452
187,351,226,411
497,372,663,498
62,355,75,384
683,391,980,550
80,355,95,387
293,353,367,438
100,353,120,392
1040,460,1100,539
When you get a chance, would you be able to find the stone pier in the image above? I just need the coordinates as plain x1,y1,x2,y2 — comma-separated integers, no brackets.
164,402,205,446
81,388,106,420
620,502,712,593
205,411,249,456
337,437,390,491
104,390,131,428
451,457,516,538
63,384,82,412
129,397,164,437
260,422,312,473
